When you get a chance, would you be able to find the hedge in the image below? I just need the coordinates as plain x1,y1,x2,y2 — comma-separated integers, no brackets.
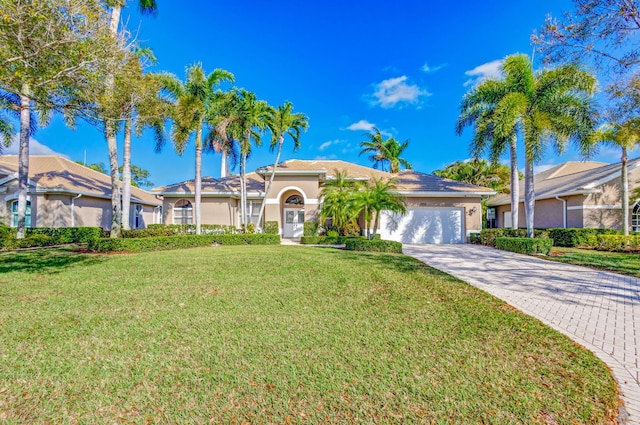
263,221,279,235
547,228,619,247
344,238,403,253
596,234,640,251
495,237,553,255
87,233,280,252
479,228,549,247
469,232,481,244
1,234,57,249
303,221,319,237
146,224,239,235
27,227,103,243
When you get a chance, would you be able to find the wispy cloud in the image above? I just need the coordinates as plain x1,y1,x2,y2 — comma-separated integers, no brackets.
422,62,447,73
346,120,376,132
463,59,503,87
369,76,430,108
4,135,67,157
319,139,341,151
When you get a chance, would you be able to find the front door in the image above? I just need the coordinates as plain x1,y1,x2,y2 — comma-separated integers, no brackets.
283,209,304,238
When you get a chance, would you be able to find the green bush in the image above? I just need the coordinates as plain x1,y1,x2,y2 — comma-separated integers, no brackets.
28,227,102,243
469,232,481,244
495,237,553,255
303,221,318,237
122,227,176,238
596,234,640,251
1,233,57,249
326,230,339,237
87,233,280,253
263,221,279,235
146,224,239,235
479,228,549,247
300,236,342,245
344,238,403,253
547,228,618,247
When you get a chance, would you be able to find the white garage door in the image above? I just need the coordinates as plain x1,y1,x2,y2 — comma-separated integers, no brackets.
378,207,464,244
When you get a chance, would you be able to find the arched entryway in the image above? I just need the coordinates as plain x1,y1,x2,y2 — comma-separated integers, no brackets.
632,201,640,233
281,190,305,238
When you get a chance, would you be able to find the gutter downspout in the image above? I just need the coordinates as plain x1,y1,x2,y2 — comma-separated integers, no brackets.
154,195,164,224
71,194,82,227
555,196,566,228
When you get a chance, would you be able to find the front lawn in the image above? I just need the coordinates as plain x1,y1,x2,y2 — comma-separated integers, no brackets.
549,246,640,278
0,246,617,424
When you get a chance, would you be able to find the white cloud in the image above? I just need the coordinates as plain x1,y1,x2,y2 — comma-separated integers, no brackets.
370,76,430,108
4,135,67,157
346,120,376,131
422,62,447,73
463,59,503,87
319,139,341,151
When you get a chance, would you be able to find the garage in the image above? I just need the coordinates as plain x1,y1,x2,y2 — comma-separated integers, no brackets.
378,207,465,244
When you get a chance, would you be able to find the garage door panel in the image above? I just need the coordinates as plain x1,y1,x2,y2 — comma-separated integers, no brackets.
379,208,464,244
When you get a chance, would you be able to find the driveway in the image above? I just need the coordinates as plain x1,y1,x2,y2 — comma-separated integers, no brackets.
403,244,640,424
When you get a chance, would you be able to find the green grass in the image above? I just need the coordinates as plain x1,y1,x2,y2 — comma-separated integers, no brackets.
549,246,640,278
0,246,618,424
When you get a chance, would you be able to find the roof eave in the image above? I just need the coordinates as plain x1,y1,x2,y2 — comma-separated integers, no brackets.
394,191,496,197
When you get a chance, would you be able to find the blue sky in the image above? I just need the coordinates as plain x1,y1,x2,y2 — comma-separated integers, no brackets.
6,0,633,187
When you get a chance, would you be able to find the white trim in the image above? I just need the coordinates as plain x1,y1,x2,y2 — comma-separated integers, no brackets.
306,199,319,205
265,199,279,205
567,205,621,210
273,186,310,204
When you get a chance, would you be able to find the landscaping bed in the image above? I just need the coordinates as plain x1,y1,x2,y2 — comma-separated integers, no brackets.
548,246,640,278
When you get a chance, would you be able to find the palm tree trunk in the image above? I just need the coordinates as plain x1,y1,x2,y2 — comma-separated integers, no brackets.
621,147,629,236
106,120,122,238
122,117,132,231
240,151,247,229
195,124,202,235
365,206,370,239
524,156,535,238
372,210,379,238
256,135,283,230
16,86,30,239
220,150,227,178
509,136,519,229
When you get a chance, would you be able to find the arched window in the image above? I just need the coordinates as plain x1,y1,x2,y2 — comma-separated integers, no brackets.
10,200,31,228
284,194,304,205
173,199,193,225
633,202,640,233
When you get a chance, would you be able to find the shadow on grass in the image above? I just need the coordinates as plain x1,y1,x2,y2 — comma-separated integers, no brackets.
0,248,106,274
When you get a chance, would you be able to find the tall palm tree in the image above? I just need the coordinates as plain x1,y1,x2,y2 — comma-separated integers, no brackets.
364,177,406,239
458,54,596,236
256,101,309,229
589,118,640,235
359,128,411,173
161,65,234,234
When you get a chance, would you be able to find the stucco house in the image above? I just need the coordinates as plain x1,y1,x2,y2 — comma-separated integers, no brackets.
153,160,495,244
0,155,162,229
486,158,640,231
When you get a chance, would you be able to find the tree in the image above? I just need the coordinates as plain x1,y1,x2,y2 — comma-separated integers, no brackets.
75,161,153,188
589,118,640,235
354,177,406,239
256,101,309,229
458,54,596,237
433,159,519,194
319,170,359,234
161,65,234,235
0,0,116,238
359,128,412,173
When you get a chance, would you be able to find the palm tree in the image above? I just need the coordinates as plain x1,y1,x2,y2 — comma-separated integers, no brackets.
255,101,309,229
589,118,640,235
458,54,596,237
0,92,18,150
365,177,406,239
161,65,234,234
319,170,359,234
433,159,517,194
359,128,411,173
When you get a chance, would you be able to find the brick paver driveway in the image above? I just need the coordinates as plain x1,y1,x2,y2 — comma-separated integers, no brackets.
404,244,640,424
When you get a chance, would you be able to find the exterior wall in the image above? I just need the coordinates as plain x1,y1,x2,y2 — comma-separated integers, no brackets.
566,195,584,228
128,203,158,229
403,196,483,235
163,196,238,226
37,194,71,227
263,175,322,234
530,198,564,229
74,197,113,229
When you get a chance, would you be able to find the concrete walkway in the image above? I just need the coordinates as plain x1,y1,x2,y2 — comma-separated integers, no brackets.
404,244,640,424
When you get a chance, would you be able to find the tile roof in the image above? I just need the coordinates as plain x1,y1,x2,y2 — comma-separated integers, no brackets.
152,172,264,195
487,159,640,206
0,155,160,205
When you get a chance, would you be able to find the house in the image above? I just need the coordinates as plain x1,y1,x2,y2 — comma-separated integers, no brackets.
152,160,495,244
0,155,162,229
486,158,640,231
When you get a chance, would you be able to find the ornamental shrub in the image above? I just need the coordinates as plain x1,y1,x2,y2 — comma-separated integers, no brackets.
1,234,57,249
547,228,618,247
495,237,553,255
469,232,481,244
344,238,402,253
596,234,640,251
28,227,102,243
145,224,239,235
303,221,318,237
479,228,549,247
263,221,279,235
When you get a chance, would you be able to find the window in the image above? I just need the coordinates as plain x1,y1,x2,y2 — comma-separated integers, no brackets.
633,202,640,233
173,199,193,224
245,200,262,226
134,204,143,229
10,200,31,228
284,194,304,205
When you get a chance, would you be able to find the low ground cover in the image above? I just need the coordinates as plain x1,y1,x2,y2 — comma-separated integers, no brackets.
0,246,617,424
549,246,640,278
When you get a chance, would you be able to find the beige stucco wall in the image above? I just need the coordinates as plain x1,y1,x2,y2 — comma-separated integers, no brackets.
163,196,238,226
37,194,71,227
265,175,321,202
74,197,112,229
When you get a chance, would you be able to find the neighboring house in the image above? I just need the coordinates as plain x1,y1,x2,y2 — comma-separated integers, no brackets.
153,160,495,244
0,155,162,230
486,159,640,231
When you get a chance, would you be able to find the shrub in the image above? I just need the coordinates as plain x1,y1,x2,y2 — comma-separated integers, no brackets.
327,230,339,237
122,227,176,238
342,221,360,237
300,236,342,245
303,221,318,237
479,228,549,247
2,233,57,249
596,234,640,251
242,223,255,234
88,233,280,253
28,227,102,243
146,224,239,235
469,232,481,244
263,221,279,235
344,238,402,253
547,228,618,247
495,237,553,255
